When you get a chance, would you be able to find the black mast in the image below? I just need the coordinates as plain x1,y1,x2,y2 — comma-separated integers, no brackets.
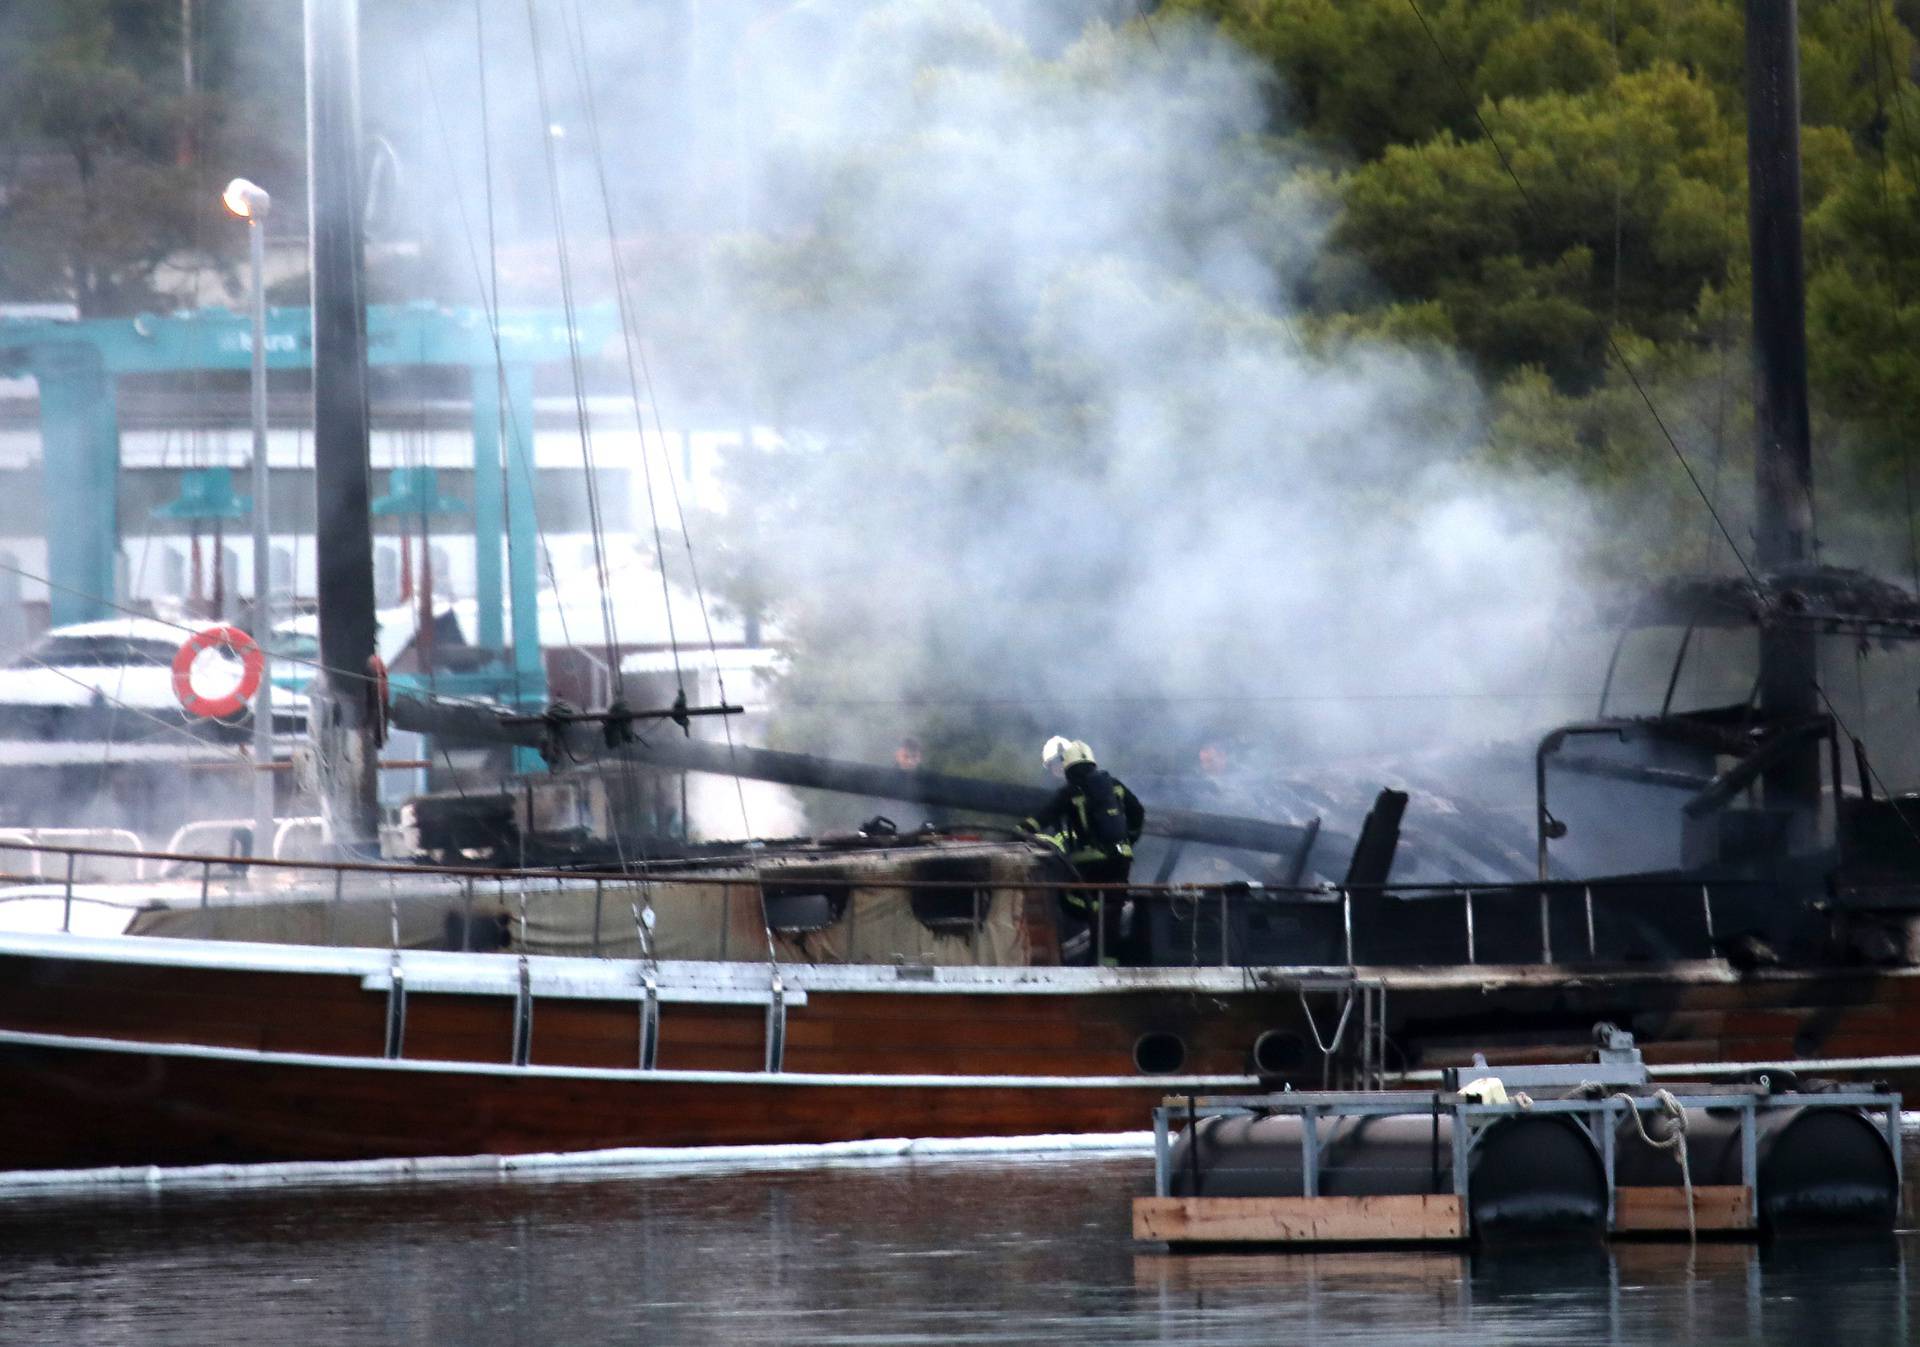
1746,0,1821,810
305,0,381,850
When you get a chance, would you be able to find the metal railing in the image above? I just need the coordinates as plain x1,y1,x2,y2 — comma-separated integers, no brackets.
0,832,1782,967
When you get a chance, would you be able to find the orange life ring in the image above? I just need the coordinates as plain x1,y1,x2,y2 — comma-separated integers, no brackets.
171,625,265,719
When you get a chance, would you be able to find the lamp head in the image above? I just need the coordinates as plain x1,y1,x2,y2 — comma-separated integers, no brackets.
222,178,271,220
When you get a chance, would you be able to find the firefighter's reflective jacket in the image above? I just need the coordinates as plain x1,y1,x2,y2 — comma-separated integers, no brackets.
1021,763,1145,866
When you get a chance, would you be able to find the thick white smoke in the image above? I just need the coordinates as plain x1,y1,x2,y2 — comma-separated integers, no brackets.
690,3,1602,770
381,0,1608,788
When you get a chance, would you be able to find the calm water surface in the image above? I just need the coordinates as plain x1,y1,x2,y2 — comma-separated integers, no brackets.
0,1153,1914,1345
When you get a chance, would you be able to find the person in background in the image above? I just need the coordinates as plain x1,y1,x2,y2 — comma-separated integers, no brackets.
894,736,925,772
1022,736,1145,965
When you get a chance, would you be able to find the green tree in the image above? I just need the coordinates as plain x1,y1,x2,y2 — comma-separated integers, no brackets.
0,2,208,313
1332,64,1745,386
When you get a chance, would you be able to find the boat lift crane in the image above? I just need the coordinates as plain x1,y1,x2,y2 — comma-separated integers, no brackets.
0,301,618,712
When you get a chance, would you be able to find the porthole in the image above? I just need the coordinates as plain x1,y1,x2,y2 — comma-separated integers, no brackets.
1252,1028,1306,1075
1134,1031,1187,1075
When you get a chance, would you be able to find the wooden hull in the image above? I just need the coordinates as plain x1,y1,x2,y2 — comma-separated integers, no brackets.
3,930,1920,1171
0,1031,1182,1169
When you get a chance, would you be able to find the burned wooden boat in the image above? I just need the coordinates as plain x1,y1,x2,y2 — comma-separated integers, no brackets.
6,0,1920,1179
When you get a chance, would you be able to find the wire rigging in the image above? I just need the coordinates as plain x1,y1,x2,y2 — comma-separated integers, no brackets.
555,0,686,695
414,22,586,678
520,0,623,680
543,0,693,879
557,0,759,844
470,0,524,707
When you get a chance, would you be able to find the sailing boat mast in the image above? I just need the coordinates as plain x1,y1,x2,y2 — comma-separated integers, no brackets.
305,0,382,850
1745,0,1821,809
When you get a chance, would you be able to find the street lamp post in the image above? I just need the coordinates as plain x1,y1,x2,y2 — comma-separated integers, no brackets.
223,177,276,858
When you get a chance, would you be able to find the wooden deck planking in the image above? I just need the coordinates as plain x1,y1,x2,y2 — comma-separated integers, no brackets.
1132,1195,1466,1245
1613,1185,1753,1233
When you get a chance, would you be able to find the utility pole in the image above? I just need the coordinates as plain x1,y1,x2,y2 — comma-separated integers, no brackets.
305,0,381,853
1746,0,1822,814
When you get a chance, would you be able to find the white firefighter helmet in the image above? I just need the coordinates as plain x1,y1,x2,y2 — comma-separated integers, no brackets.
1042,736,1095,771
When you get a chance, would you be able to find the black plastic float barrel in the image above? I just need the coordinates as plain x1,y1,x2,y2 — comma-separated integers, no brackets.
1612,1103,1897,1233
1167,1112,1606,1239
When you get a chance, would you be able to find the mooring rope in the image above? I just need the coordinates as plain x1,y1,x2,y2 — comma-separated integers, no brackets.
1614,1088,1695,1242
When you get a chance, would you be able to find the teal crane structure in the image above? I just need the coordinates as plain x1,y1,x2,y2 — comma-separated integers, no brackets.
0,301,619,714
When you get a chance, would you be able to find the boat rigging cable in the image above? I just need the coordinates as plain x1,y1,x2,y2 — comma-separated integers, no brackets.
539,0,771,974
546,0,696,873
413,32,586,675
520,0,622,678
555,0,684,696
548,0,768,984
1401,0,1762,590
472,0,511,705
553,0,759,844
496,0,652,896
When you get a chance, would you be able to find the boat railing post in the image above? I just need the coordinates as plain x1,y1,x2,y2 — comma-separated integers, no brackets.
633,901,660,1070
1185,1094,1202,1197
461,877,474,952
512,954,533,1066
1360,983,1374,1091
1585,884,1596,958
764,975,786,1073
1429,1092,1442,1193
383,947,406,1060
1219,885,1230,967
1451,1097,1471,1217
1602,1098,1618,1232
1701,883,1716,948
1096,891,1106,967
591,879,605,957
1887,1093,1905,1219
1374,984,1388,1089
1300,1104,1319,1199
1341,888,1353,966
1464,890,1476,964
200,857,211,910
1152,1106,1170,1197
62,852,75,931
326,863,341,945
1742,1096,1759,1227
1539,886,1553,964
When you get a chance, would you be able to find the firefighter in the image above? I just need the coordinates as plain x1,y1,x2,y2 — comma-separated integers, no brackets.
1022,737,1145,965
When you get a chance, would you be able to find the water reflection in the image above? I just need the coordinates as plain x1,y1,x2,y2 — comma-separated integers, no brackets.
0,1156,1914,1345
1133,1236,1913,1345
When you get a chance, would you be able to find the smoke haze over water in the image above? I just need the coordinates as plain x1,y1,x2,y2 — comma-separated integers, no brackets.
387,0,1610,778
